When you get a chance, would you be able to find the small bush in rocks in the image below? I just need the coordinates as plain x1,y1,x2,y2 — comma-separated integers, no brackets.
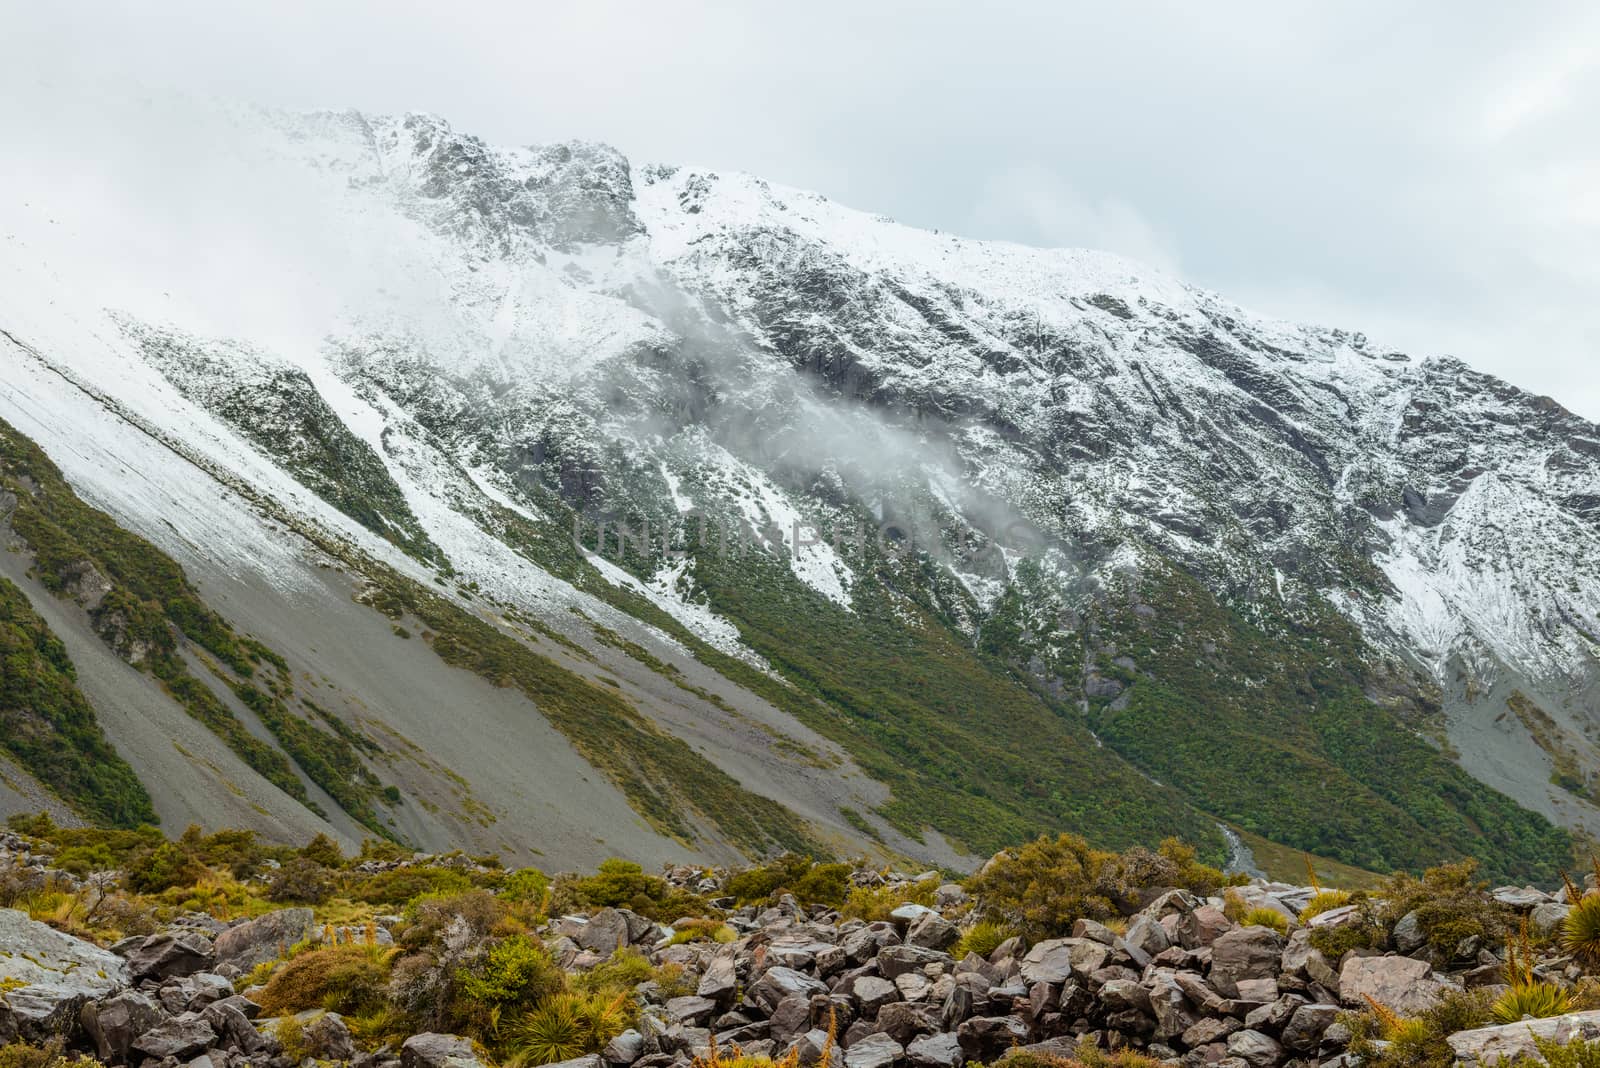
971,834,1234,938
1378,858,1511,956
1345,988,1494,1068
1563,892,1600,965
550,858,707,921
255,944,396,1017
0,1042,101,1068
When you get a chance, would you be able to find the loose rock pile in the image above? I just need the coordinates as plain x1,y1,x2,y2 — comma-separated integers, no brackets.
2,849,1595,1068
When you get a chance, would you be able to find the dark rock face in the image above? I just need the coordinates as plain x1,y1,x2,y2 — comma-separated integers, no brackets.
124,930,215,983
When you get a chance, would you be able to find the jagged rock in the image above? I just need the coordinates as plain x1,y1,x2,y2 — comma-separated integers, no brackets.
82,990,167,1061
890,904,937,926
1338,954,1444,1016
955,1015,1027,1059
768,995,812,1042
906,912,959,951
905,1031,964,1068
1492,887,1552,909
1280,1003,1339,1052
1391,910,1427,954
131,1013,217,1060
850,975,900,1016
1226,1028,1283,1067
789,1027,835,1066
1182,1016,1241,1047
1234,977,1280,1004
1532,901,1574,937
604,1028,645,1064
877,1001,938,1044
1098,979,1152,1016
666,996,719,1026
1447,1009,1600,1065
749,967,829,1014
201,999,266,1053
844,1032,903,1068
213,909,315,972
1177,906,1233,949
698,953,738,1002
577,908,632,955
126,930,215,982
1209,926,1286,998
7,984,90,1044
1123,913,1173,960
1278,929,1338,995
401,1032,486,1068
546,1057,603,1068
1018,938,1107,985
304,1012,358,1060
878,944,950,979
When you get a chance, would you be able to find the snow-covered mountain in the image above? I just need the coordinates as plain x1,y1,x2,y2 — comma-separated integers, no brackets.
2,99,1596,879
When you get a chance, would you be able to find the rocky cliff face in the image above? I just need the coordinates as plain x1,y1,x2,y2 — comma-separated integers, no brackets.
0,101,1595,875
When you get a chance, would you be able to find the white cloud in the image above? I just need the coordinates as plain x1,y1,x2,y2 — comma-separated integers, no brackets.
1,0,1596,420
969,166,1182,274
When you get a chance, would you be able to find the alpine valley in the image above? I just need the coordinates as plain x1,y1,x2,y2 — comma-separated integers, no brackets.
3,97,1598,884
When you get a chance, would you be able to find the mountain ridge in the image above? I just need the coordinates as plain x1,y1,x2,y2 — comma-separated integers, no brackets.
1,99,1596,881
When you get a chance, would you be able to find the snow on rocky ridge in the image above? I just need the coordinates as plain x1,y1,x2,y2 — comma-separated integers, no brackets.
3,96,1599,844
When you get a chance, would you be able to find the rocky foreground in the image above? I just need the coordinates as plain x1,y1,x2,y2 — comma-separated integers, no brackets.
3,830,1599,1068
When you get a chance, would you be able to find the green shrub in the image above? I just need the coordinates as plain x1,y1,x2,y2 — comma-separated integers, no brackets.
1241,908,1289,934
954,920,1016,959
1345,989,1493,1068
355,866,475,906
1563,894,1600,966
843,876,940,923
1298,889,1352,923
1490,981,1572,1024
501,868,551,906
1378,860,1511,956
503,991,627,1065
665,918,736,945
0,578,156,828
0,1040,101,1068
300,833,345,869
549,859,706,922
125,842,205,893
268,857,334,904
255,945,394,1017
725,855,853,907
457,935,565,1012
1505,1037,1600,1067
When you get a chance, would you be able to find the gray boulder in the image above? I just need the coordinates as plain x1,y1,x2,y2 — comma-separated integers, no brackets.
401,1032,488,1068
1018,938,1107,985
1209,926,1285,998
303,1011,357,1060
131,1012,217,1060
905,1031,963,1068
577,908,631,955
844,1032,904,1068
81,990,166,1061
1281,1003,1340,1052
1338,954,1445,1016
0,907,128,995
213,908,315,971
126,930,215,982
1226,1028,1284,1067
1448,1009,1600,1065
750,967,829,1014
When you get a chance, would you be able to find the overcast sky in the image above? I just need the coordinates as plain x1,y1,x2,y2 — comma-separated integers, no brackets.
9,1,1598,419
